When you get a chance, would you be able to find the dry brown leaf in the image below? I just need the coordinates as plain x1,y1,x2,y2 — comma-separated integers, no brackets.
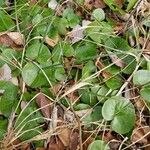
0,64,11,81
69,132,79,150
48,136,65,150
131,127,148,144
57,127,71,147
0,32,24,50
109,54,126,68
45,35,58,47
36,93,52,118
84,0,106,10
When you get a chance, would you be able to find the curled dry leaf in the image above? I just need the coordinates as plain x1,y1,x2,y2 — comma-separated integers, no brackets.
45,35,59,47
36,93,52,118
0,32,24,50
57,127,71,147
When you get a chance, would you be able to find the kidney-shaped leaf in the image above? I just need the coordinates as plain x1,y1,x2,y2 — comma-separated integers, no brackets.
102,96,135,134
22,62,39,86
133,70,150,85
87,140,110,150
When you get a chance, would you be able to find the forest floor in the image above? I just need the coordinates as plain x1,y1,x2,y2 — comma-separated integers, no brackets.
0,0,150,149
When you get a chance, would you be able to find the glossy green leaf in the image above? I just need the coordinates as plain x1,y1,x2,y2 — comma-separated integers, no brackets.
133,70,150,85
88,140,110,150
102,96,135,134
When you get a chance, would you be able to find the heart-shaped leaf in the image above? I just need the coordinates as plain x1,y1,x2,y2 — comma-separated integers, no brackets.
102,96,135,134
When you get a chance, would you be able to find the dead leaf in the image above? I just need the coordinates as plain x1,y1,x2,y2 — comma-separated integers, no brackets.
69,131,79,150
45,35,59,47
0,64,11,81
131,127,150,144
75,109,92,118
0,32,24,50
48,136,65,150
109,54,126,68
69,20,91,44
84,0,106,10
36,93,52,118
57,127,71,147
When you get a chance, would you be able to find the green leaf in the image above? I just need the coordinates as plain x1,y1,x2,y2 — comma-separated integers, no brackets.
0,11,15,31
140,85,150,103
63,8,80,28
15,104,44,141
102,96,135,134
0,81,18,116
87,140,110,150
22,62,39,86
54,66,66,81
63,42,74,57
105,76,123,90
133,70,150,85
92,8,105,22
75,43,97,64
105,37,131,52
26,43,41,60
0,118,8,140
32,14,43,25
74,103,90,110
82,60,96,79
85,21,112,43
126,0,138,11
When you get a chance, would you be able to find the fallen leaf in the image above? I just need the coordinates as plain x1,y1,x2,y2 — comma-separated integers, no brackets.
45,35,59,47
36,93,52,118
48,136,65,150
0,32,24,50
84,0,106,10
109,54,126,68
57,127,71,147
69,20,91,44
75,109,93,118
131,127,150,144
0,64,11,81
69,131,79,150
